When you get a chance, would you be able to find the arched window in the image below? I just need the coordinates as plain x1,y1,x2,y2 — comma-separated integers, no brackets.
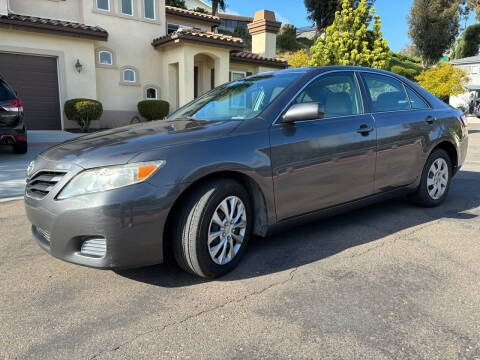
122,69,136,83
98,51,113,66
146,87,158,99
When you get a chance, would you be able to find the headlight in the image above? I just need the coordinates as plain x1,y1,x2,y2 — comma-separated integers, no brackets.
57,161,165,199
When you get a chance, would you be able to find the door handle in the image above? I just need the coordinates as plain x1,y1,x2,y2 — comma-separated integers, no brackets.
425,115,435,124
356,124,375,135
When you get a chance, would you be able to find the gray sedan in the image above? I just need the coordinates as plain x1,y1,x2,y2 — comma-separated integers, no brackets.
25,66,469,278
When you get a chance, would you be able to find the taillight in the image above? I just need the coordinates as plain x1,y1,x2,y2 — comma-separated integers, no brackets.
3,99,23,112
459,114,467,128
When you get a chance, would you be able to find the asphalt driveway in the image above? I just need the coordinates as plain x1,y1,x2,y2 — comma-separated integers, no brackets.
0,126,479,359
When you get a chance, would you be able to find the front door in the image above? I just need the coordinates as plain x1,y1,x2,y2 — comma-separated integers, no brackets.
270,71,377,221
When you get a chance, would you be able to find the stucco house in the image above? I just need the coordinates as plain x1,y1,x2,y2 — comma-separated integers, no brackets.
450,56,480,110
0,0,287,130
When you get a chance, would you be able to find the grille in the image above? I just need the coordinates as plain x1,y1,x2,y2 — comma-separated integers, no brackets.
80,238,107,258
26,171,66,199
36,226,51,243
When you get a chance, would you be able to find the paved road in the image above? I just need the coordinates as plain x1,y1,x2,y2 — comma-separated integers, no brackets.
1,126,479,359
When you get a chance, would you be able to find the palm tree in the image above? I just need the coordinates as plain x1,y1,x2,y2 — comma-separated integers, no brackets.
211,0,226,16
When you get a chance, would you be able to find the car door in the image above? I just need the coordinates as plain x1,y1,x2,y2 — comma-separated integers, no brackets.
360,72,433,192
269,71,377,221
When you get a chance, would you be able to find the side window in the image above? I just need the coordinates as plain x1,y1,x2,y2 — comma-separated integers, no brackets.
406,87,429,110
362,73,410,112
97,0,110,11
294,72,362,118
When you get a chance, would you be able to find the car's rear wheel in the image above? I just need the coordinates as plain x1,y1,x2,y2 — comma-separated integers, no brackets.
173,179,252,278
408,149,452,207
13,140,27,154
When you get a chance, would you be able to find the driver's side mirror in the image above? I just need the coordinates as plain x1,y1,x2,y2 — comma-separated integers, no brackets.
281,103,325,123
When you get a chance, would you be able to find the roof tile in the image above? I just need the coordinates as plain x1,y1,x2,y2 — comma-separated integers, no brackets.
0,13,108,40
165,6,221,25
152,28,244,49
230,51,288,68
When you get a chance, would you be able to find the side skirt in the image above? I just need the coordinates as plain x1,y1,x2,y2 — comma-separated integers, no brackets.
267,187,414,236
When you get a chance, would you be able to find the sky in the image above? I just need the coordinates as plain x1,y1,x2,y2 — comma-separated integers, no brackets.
206,0,476,53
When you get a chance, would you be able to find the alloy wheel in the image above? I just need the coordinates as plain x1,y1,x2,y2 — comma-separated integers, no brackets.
427,158,449,200
208,196,247,265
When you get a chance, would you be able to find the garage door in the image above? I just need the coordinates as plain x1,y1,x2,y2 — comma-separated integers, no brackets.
0,53,61,130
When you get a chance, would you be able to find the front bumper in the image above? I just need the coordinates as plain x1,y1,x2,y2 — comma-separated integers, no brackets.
25,161,177,269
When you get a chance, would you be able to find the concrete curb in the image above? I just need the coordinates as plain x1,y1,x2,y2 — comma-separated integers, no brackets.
0,196,23,203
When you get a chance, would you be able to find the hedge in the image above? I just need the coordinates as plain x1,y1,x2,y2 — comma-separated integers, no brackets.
137,100,170,121
64,98,103,132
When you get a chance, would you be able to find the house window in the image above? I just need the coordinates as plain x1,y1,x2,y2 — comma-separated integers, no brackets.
121,0,133,16
230,71,246,81
97,0,110,11
98,51,113,66
144,0,155,20
122,69,136,82
146,87,158,99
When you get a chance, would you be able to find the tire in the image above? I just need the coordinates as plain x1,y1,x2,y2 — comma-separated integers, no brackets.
173,179,252,278
12,140,28,154
408,149,452,207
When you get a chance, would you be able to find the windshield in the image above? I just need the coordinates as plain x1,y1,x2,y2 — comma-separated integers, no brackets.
168,72,303,121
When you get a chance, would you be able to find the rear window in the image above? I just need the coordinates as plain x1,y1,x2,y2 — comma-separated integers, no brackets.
362,73,410,112
0,80,15,101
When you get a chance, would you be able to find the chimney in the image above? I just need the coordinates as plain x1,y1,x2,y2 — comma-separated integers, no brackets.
0,0,9,16
247,10,281,59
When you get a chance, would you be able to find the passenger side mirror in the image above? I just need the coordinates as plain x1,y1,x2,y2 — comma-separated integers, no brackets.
281,103,325,123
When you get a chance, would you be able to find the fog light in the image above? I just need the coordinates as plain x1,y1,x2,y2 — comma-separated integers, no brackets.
80,238,106,258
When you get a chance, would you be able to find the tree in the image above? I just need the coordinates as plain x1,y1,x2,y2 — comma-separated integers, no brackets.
166,0,186,9
304,0,375,31
309,0,390,69
193,7,208,14
416,62,468,102
455,23,480,58
277,24,301,52
460,0,480,21
407,0,460,67
211,0,226,16
286,50,311,68
399,44,421,58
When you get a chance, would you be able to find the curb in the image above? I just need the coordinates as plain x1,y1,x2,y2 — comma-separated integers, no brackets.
0,196,23,203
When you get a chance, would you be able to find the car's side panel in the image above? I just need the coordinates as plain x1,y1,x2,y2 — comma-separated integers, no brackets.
269,114,377,221
131,127,278,228
372,109,433,191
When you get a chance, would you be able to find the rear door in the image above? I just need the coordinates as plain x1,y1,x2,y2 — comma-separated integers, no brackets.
360,72,433,191
269,71,377,221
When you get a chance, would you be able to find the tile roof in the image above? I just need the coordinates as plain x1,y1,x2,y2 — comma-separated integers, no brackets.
0,13,108,40
218,13,253,22
165,6,221,25
230,51,289,68
152,28,244,49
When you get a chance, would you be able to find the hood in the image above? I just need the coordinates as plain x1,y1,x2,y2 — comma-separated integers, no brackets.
39,119,239,168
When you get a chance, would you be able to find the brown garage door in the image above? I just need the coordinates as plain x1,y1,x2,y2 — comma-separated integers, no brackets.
0,53,61,130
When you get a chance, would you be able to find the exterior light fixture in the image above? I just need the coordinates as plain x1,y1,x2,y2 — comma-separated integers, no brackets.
75,59,83,73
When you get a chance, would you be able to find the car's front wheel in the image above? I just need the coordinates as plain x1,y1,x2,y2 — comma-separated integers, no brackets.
409,148,452,207
173,179,252,278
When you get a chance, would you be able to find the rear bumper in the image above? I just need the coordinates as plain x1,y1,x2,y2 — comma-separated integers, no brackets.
0,126,26,144
25,181,177,269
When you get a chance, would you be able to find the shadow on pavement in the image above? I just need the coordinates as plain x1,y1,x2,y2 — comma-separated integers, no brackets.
116,169,480,288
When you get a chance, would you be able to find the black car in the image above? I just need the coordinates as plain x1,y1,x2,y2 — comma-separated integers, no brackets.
25,67,468,278
0,74,27,154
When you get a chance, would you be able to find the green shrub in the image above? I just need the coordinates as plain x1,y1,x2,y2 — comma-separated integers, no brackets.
390,65,420,81
64,98,103,132
137,100,170,121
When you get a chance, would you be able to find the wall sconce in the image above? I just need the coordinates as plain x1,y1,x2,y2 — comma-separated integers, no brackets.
75,59,83,73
